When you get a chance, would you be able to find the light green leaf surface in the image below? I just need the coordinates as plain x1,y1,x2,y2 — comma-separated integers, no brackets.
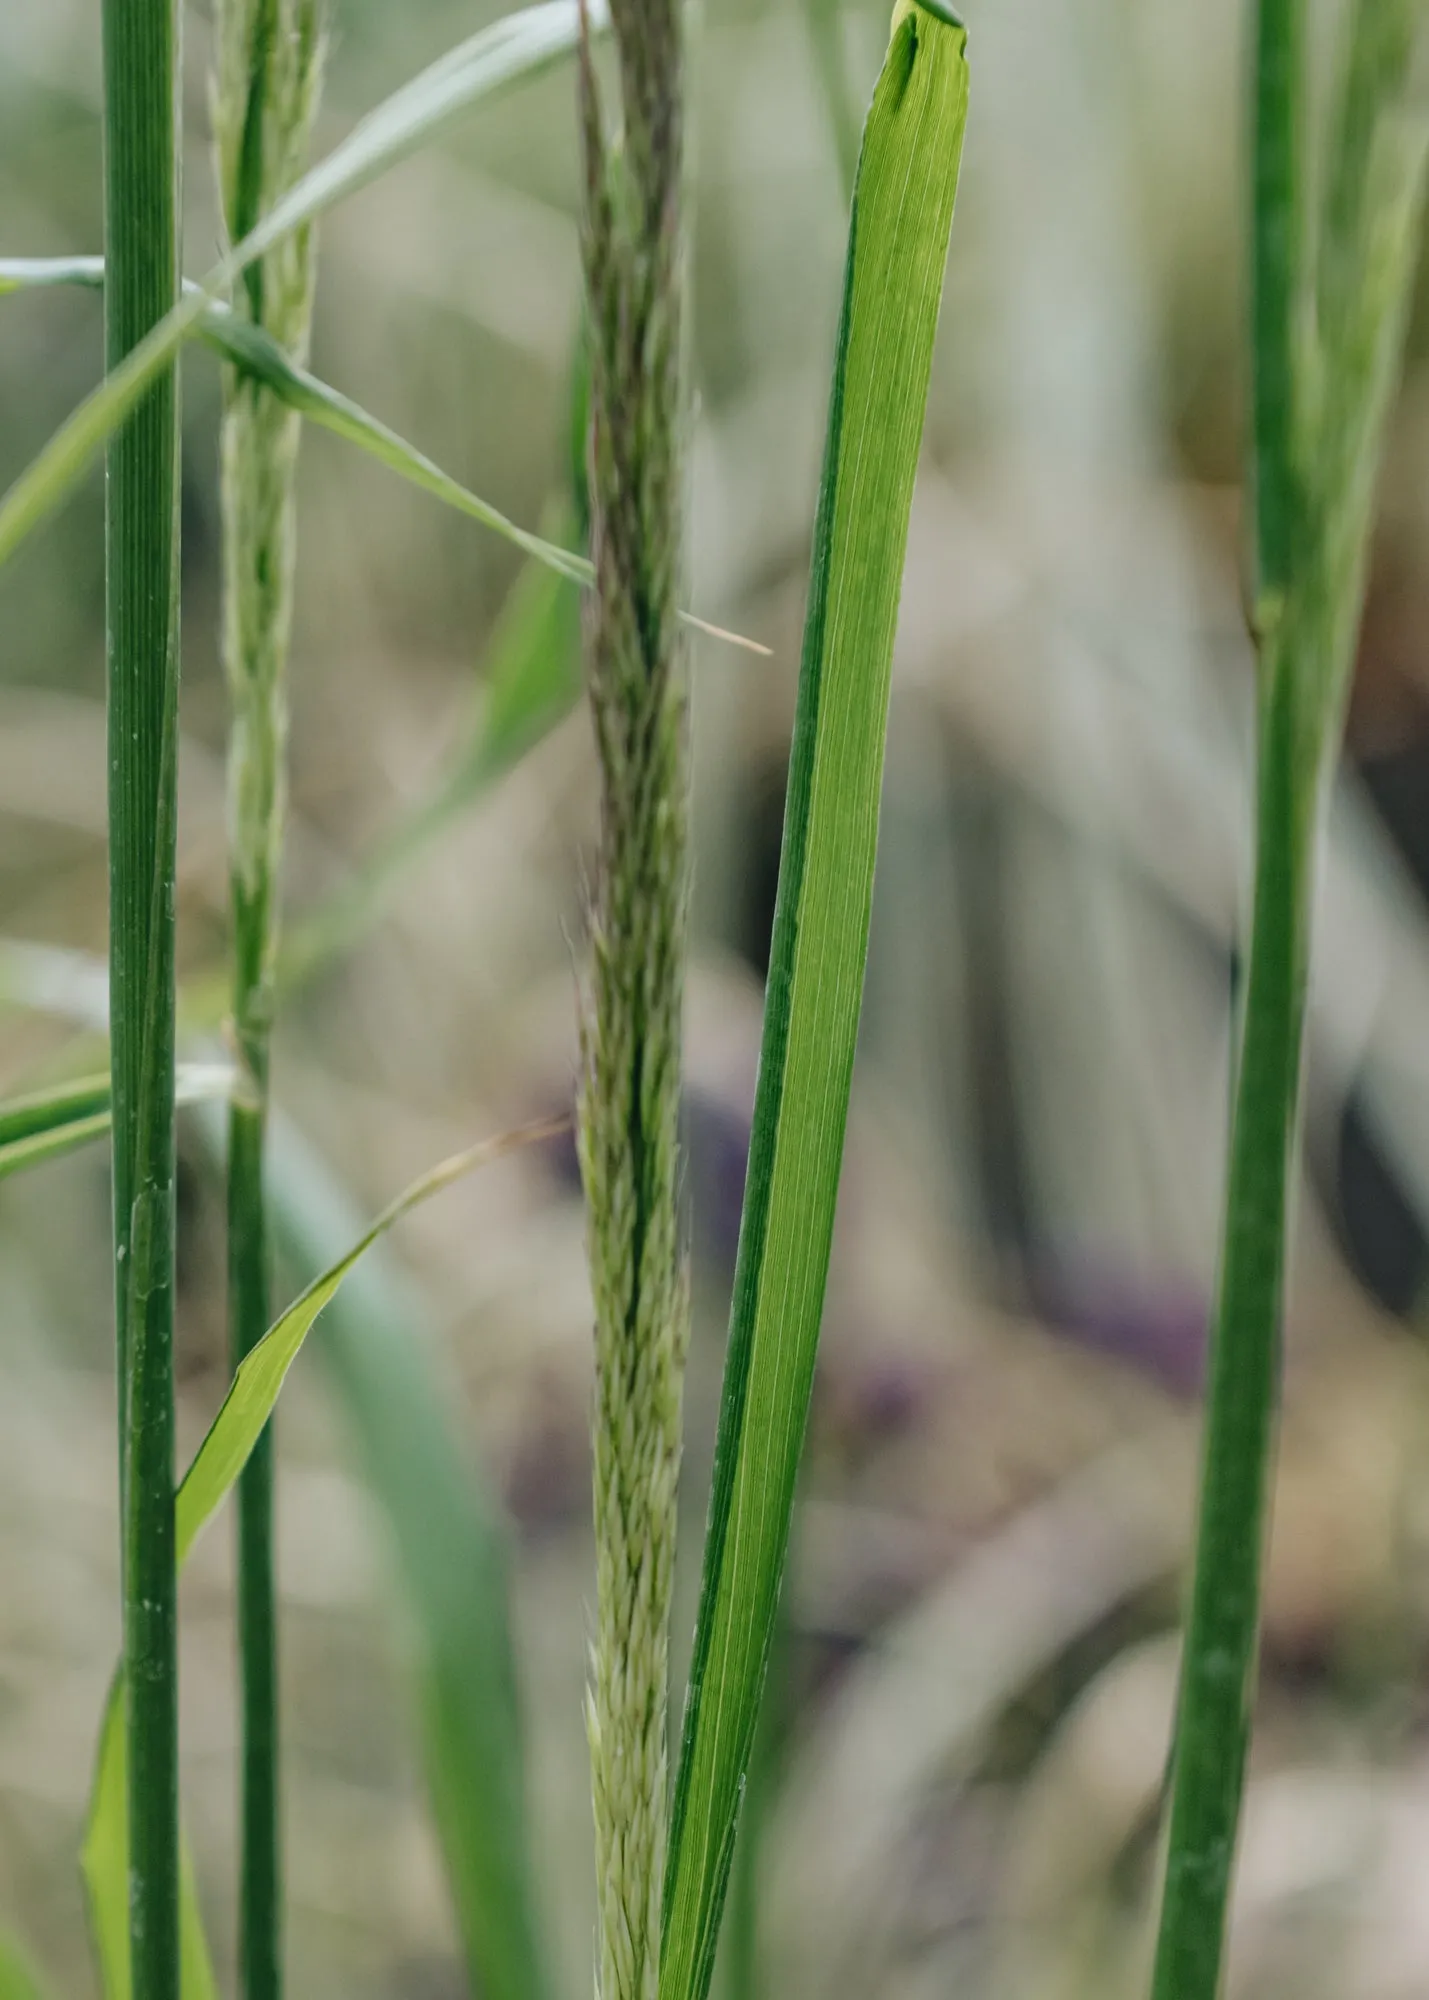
82,1117,562,2000
0,0,606,569
660,11,969,2000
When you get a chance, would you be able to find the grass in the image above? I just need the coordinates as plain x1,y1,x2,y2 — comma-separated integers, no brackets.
1,0,1423,1995
211,1,325,1990
662,16,967,1996
101,0,183,1993
1149,3,1427,1993
574,0,692,1975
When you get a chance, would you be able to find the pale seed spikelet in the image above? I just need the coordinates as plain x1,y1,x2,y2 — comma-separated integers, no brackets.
213,0,326,1076
212,7,325,1997
574,0,690,1992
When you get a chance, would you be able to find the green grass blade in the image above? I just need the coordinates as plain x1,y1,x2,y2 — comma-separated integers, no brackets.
0,264,757,655
177,1117,562,1564
83,1117,560,2000
0,0,606,571
0,1065,234,1181
659,13,969,2000
257,1114,556,2000
80,1682,219,2000
203,312,592,583
0,1074,112,1147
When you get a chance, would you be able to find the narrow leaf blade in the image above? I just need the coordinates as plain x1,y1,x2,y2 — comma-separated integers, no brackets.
175,1117,562,1567
0,1066,234,1183
661,13,970,2000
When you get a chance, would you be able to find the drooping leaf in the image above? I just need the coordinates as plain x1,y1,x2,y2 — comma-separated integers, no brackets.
660,11,970,2000
0,260,763,646
0,0,608,569
175,1117,561,1564
83,1115,563,2000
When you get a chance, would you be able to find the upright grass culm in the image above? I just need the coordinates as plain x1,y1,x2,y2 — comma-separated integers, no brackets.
1150,3,1426,1995
102,0,183,1989
574,0,689,1990
211,5,325,1997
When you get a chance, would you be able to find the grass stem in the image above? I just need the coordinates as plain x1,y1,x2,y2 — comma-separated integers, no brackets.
102,0,183,1991
213,4,325,1995
1150,2,1425,1992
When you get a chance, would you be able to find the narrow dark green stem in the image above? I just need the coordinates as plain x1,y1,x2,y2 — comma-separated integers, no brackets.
1149,661,1311,2000
103,0,182,1994
229,1071,280,2000
1249,0,1304,599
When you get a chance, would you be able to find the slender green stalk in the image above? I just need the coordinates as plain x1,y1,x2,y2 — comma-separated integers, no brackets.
212,6,325,1998
103,0,182,1992
1150,3,1426,1994
574,0,689,1993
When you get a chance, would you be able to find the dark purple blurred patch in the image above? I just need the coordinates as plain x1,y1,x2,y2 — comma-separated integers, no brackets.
1026,1255,1210,1397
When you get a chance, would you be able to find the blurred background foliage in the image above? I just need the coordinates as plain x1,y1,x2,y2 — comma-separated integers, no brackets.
3,0,1429,1995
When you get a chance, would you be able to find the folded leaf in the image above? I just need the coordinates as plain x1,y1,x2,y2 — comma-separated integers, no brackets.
661,11,970,2000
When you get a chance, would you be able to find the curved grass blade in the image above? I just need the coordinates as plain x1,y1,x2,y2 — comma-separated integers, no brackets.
82,1118,563,2000
660,12,970,2000
0,0,608,570
247,1112,559,2000
0,1065,237,1182
0,261,764,655
178,1116,564,1563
